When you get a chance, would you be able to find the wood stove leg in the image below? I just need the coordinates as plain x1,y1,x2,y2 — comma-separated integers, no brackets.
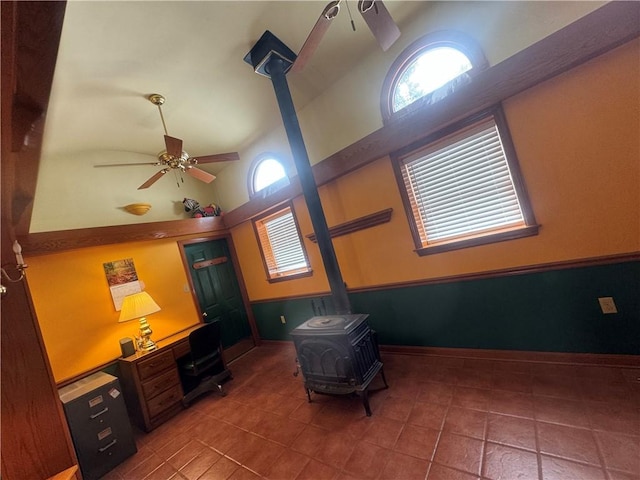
380,366,389,389
359,388,372,417
305,388,312,403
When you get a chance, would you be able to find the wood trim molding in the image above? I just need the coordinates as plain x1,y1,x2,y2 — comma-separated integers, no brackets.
306,208,393,243
378,345,640,368
19,216,228,255
260,339,640,367
223,1,640,229
249,252,640,303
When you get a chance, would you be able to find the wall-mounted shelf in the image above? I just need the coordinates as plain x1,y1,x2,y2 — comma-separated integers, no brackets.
306,208,392,243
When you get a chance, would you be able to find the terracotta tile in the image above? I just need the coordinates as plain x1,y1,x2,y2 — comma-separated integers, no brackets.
594,430,640,474
529,363,578,378
265,450,311,480
294,459,339,480
314,430,358,470
443,406,487,439
540,455,606,480
534,396,590,428
417,381,455,406
482,443,539,480
408,401,447,430
393,424,439,460
198,457,239,480
486,413,536,451
143,462,181,480
576,366,626,381
362,416,404,448
586,401,640,435
165,440,207,469
537,422,601,466
455,368,494,389
252,412,307,447
311,404,372,438
291,424,331,457
607,470,640,480
489,390,535,419
491,371,533,394
227,433,284,476
532,375,581,400
432,432,483,476
289,398,324,423
126,454,165,480
179,448,223,480
377,394,414,422
579,380,636,405
462,359,497,371
227,467,262,480
493,361,532,375
342,442,392,479
154,432,193,460
452,386,492,411
378,451,430,479
428,463,480,479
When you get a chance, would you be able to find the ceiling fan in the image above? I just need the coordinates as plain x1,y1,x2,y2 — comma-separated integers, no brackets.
96,94,240,189
290,0,401,73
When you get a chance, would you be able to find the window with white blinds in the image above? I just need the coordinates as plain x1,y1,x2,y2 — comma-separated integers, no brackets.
397,111,537,253
253,205,311,281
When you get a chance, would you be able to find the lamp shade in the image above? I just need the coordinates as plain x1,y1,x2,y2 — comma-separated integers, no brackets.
119,291,161,322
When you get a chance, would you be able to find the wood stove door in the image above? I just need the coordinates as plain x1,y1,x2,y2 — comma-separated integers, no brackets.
184,239,254,359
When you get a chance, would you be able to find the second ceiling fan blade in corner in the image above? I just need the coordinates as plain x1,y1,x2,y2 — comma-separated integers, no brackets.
185,166,216,183
358,0,400,52
291,0,340,73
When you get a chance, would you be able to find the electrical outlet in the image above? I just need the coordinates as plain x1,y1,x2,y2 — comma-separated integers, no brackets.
598,297,618,314
280,315,286,324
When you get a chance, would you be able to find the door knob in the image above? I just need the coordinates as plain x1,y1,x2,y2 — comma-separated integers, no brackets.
202,312,208,318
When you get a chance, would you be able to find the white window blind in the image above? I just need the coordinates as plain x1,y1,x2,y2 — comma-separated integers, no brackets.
256,208,309,278
402,117,526,246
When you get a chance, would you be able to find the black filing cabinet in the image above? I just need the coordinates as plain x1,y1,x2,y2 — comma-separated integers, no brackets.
58,372,137,480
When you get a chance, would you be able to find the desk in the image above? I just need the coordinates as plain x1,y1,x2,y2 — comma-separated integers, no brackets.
117,325,201,432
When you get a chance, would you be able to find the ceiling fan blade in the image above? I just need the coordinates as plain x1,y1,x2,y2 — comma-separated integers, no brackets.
185,166,216,184
94,162,159,167
191,152,240,163
138,169,168,189
291,0,341,73
358,0,400,51
164,135,183,158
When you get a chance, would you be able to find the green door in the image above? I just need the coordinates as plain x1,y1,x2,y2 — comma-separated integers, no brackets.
184,239,253,351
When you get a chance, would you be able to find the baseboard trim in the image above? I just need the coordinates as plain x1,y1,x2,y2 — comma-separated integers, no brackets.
379,344,640,368
259,339,639,368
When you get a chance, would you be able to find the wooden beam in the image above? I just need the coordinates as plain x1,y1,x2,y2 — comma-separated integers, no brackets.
19,216,228,256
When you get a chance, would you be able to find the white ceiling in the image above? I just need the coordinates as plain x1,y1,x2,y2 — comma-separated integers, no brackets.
43,1,431,168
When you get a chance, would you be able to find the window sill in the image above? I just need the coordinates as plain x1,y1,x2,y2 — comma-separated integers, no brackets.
266,269,313,283
415,225,539,256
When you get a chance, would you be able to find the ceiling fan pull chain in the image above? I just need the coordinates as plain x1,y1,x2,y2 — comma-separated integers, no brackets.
345,0,356,31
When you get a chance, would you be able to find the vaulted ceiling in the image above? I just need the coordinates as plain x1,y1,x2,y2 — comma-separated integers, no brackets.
31,1,609,234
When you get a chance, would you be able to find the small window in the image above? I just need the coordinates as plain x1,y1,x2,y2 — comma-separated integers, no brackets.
381,31,488,122
253,204,312,282
393,107,538,255
248,153,290,198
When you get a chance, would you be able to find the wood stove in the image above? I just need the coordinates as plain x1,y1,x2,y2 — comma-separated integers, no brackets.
291,314,387,416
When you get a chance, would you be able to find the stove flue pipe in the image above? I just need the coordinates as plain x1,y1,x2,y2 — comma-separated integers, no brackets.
245,31,351,315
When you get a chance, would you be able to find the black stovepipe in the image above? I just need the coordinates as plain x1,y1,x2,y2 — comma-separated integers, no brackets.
265,56,351,315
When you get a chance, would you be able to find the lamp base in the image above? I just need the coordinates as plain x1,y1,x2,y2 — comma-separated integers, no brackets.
139,337,157,352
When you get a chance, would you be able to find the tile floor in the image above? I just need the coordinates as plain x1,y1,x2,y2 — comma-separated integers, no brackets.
103,343,640,480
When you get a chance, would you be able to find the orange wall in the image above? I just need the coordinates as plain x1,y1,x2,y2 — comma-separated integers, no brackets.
27,239,200,383
231,39,640,301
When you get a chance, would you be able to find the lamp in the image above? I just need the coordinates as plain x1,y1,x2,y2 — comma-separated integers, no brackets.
0,241,29,298
119,291,161,352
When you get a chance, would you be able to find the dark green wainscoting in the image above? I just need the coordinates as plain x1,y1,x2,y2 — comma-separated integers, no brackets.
250,260,639,355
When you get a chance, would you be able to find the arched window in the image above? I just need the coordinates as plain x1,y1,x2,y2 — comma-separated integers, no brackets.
381,31,488,122
248,153,290,198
